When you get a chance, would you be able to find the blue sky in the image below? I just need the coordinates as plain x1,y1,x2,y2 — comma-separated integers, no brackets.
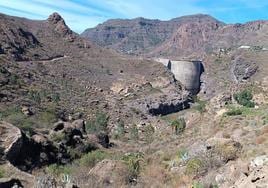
0,0,268,33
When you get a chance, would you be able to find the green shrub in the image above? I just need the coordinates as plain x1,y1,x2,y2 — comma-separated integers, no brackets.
51,132,66,143
46,164,71,177
86,112,109,134
130,124,139,141
185,158,204,175
177,148,189,160
192,182,204,188
0,167,5,178
28,90,42,103
225,108,242,116
234,89,255,108
193,96,207,113
113,120,125,140
122,152,144,181
37,109,57,127
2,107,35,135
79,150,108,167
171,118,186,135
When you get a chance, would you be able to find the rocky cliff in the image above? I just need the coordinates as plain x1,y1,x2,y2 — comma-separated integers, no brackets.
82,14,268,59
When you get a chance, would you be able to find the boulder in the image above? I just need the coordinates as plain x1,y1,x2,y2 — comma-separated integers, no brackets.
0,121,23,163
21,106,33,116
233,57,258,82
72,119,86,133
211,92,232,109
250,155,268,168
0,178,23,188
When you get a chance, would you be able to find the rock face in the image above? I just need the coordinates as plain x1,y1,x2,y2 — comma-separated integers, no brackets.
233,57,258,82
0,121,70,171
0,178,23,188
81,14,224,57
82,14,268,59
0,121,23,163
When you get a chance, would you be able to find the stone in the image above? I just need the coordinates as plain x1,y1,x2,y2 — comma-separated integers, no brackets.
21,106,33,116
0,121,23,163
250,155,268,168
96,132,110,148
233,57,258,82
72,119,86,133
0,178,23,188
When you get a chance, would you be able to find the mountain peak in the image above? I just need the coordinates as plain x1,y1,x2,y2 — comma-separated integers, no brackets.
47,12,64,24
47,12,74,37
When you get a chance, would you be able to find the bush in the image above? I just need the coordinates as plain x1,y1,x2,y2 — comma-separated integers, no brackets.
79,150,108,167
86,112,109,134
193,96,207,113
192,182,204,188
225,108,242,116
185,158,204,175
2,106,35,135
234,89,255,108
46,164,71,177
171,118,186,135
0,167,5,178
122,152,144,182
113,120,125,140
130,124,139,141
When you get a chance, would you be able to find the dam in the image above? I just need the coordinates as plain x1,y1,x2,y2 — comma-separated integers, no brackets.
154,58,203,94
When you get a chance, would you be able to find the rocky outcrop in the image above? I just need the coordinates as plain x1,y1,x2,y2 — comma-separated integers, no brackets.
0,121,70,171
233,56,258,82
0,121,24,163
128,92,190,116
47,12,74,39
0,178,23,188
52,120,110,148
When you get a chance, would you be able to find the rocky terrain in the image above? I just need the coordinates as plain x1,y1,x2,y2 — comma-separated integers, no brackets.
82,14,268,59
0,12,268,188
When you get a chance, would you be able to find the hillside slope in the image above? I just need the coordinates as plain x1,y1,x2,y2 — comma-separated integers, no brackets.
82,14,268,59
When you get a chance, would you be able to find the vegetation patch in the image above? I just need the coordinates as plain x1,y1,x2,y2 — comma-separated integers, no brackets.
185,158,204,175
171,118,186,135
79,150,109,168
122,152,144,183
46,164,72,177
86,112,109,134
225,108,242,116
113,120,125,140
234,89,255,108
0,166,5,178
193,96,207,113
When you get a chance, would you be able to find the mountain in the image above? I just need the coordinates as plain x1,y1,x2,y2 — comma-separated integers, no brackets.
82,14,268,58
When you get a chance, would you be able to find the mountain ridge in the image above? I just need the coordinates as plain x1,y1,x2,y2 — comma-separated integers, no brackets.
81,14,268,58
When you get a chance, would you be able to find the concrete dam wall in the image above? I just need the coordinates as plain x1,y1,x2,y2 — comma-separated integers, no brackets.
155,58,203,94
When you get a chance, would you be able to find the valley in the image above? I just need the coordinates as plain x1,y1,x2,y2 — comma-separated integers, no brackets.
0,11,267,188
